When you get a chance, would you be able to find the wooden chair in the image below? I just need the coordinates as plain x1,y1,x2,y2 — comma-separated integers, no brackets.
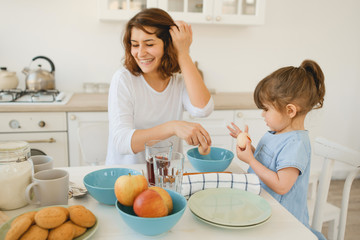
77,122,109,166
310,137,360,240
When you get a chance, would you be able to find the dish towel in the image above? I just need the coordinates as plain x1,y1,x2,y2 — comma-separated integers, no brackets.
181,172,261,199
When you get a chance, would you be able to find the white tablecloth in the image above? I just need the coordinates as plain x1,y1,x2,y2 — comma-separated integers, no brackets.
3,161,316,240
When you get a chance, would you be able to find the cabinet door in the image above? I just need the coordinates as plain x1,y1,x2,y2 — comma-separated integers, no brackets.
158,0,214,24
67,112,108,166
233,109,267,170
98,0,157,21
213,0,265,25
183,110,234,154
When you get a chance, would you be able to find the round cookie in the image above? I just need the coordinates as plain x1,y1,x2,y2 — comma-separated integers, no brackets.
34,207,67,229
68,205,86,212
11,211,37,227
48,222,74,240
69,207,96,228
53,206,69,220
63,221,87,238
19,225,48,240
5,217,32,240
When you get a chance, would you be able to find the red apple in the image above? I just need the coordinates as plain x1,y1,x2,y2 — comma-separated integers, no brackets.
133,189,168,218
149,186,173,214
114,174,148,206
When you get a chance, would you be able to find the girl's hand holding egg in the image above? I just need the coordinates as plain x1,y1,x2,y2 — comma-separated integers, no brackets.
237,132,252,149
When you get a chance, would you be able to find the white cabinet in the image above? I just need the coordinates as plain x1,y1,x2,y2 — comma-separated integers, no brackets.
160,0,265,25
67,112,108,166
98,0,266,25
98,0,157,21
182,110,234,154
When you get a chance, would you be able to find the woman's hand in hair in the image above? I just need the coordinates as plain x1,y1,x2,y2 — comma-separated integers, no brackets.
170,21,192,56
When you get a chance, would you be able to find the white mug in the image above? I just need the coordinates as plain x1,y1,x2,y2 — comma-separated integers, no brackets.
31,155,53,173
25,169,69,206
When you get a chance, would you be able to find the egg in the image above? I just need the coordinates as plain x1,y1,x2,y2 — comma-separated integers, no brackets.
198,145,211,155
237,132,252,149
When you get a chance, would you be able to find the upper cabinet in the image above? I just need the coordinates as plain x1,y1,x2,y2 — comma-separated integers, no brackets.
98,0,158,21
98,0,266,25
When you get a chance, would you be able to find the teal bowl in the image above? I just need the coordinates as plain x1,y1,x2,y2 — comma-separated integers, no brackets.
116,189,187,236
187,147,234,172
83,168,141,205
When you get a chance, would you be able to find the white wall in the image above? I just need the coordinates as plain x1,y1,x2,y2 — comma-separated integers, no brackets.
1,0,359,177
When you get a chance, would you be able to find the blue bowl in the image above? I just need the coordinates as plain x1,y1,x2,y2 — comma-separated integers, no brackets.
83,168,141,205
187,147,234,172
116,189,187,236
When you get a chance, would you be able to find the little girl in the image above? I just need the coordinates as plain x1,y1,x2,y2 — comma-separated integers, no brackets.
228,59,326,239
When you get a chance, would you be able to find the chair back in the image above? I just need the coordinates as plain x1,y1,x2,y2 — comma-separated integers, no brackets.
78,122,109,166
312,137,360,240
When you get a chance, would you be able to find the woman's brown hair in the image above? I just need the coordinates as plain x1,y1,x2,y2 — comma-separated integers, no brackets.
254,59,325,115
123,8,180,79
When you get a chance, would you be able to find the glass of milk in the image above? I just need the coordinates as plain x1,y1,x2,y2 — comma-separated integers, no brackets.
0,141,33,210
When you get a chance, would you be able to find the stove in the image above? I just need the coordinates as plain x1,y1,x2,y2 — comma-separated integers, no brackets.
0,89,73,105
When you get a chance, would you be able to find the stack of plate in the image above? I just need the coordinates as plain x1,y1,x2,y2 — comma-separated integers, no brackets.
188,188,272,229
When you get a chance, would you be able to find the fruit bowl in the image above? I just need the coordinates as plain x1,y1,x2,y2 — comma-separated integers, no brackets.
83,168,141,205
187,147,234,172
115,189,187,236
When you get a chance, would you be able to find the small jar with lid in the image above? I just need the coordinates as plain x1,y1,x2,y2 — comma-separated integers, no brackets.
0,141,33,210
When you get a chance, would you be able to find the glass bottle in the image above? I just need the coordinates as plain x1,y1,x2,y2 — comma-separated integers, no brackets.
0,141,32,210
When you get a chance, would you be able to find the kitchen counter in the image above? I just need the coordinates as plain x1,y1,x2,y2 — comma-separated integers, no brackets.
0,92,257,112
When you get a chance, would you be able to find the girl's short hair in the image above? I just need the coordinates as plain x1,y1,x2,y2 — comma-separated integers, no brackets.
254,59,325,114
122,8,180,79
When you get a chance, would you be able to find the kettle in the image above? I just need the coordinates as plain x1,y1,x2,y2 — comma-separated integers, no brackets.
0,67,19,90
22,56,55,91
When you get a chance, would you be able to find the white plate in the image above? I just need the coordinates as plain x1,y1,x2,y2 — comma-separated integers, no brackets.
0,205,98,239
191,209,270,229
188,188,271,227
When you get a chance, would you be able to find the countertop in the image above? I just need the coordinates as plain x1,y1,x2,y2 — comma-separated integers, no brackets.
0,92,257,112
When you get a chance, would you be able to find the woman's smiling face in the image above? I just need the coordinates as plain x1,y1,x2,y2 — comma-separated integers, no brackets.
130,27,164,76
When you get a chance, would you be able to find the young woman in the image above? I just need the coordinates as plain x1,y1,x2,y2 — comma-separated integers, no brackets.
228,60,326,239
106,8,213,165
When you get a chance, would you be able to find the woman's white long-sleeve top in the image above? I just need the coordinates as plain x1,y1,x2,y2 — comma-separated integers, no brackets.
106,67,214,165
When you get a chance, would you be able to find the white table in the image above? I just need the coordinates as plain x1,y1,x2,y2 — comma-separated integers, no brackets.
3,162,316,240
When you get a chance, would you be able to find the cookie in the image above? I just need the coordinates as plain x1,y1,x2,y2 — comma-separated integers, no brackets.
19,225,48,240
48,222,74,240
63,221,87,238
5,216,32,240
53,206,69,220
69,206,96,228
68,205,85,212
34,207,67,229
11,211,37,227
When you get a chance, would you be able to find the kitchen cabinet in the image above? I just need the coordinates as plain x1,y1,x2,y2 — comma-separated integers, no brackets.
67,112,108,166
182,110,234,154
159,0,265,25
98,0,266,25
98,0,157,21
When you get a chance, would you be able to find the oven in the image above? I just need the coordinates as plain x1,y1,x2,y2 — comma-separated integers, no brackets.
0,112,69,167
0,90,73,167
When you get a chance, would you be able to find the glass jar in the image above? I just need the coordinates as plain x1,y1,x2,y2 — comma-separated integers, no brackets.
0,141,32,210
